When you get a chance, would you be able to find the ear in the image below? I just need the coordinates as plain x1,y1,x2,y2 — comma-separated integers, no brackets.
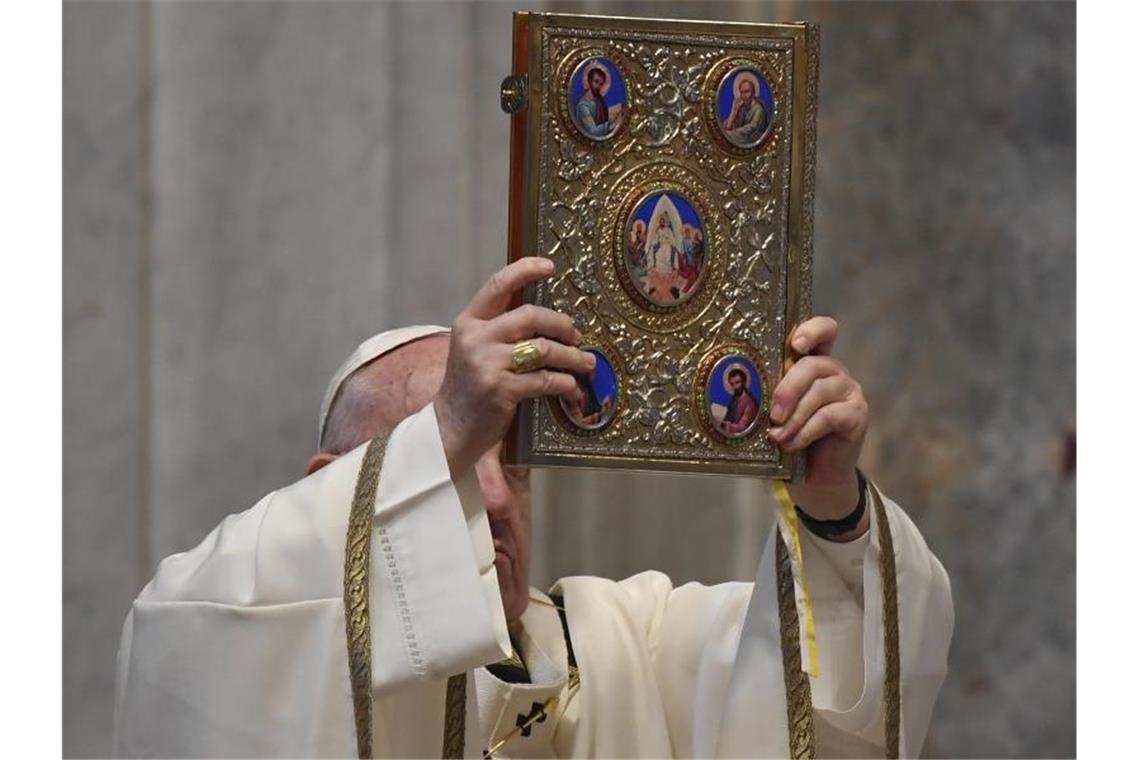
306,452,337,476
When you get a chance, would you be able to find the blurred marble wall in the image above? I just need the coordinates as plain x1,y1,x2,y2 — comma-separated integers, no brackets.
63,1,1074,757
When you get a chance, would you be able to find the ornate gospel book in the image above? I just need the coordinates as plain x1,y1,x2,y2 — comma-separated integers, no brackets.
502,12,818,479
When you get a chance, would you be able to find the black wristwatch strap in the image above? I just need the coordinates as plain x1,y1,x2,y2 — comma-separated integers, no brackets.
794,469,868,539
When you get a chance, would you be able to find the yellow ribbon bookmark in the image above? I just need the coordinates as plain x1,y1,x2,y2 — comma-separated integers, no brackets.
772,480,820,679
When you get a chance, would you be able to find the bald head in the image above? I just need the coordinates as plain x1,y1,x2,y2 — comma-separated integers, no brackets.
319,335,450,456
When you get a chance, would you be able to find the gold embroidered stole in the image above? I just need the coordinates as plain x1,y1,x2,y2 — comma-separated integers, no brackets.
872,483,902,758
777,535,816,759
441,673,467,758
344,435,389,760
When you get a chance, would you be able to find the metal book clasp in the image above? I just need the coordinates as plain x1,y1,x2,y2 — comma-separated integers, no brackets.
500,73,528,114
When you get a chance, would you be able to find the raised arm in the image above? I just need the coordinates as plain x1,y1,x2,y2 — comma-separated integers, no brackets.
549,317,952,757
114,258,596,757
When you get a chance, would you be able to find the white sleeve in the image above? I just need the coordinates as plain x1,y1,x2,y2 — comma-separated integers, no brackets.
801,488,954,756
114,403,511,756
367,402,512,690
802,519,871,600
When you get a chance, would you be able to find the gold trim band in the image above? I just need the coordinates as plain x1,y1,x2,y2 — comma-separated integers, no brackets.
772,482,819,676
870,482,902,758
441,673,467,758
777,533,817,759
344,434,390,760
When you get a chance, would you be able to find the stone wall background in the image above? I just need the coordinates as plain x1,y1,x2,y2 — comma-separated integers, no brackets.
63,1,1075,757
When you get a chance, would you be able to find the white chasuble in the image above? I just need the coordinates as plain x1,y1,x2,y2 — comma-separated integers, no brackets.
114,401,953,758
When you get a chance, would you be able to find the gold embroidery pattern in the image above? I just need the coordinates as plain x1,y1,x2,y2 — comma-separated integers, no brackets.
344,434,389,760
777,534,816,759
442,673,467,759
870,483,902,758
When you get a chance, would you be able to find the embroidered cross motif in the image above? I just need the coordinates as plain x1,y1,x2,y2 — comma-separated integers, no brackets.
515,702,547,737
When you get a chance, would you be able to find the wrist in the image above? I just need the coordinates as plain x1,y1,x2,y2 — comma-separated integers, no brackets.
432,396,475,478
788,469,861,521
793,469,869,542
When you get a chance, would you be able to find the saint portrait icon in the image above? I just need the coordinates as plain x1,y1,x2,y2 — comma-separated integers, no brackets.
716,66,774,149
557,347,618,431
567,57,627,142
707,354,764,439
623,190,707,308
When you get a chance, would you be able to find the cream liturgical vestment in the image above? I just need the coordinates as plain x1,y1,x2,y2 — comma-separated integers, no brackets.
114,401,953,758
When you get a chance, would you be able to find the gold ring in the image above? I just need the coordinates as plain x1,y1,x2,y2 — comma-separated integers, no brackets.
510,339,544,373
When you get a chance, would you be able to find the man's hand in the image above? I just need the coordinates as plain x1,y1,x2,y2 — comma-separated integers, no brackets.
768,317,870,537
434,257,595,476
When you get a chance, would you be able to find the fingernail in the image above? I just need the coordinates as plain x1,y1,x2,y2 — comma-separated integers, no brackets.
540,258,554,272
770,403,785,423
767,427,784,442
585,351,596,367
793,336,808,352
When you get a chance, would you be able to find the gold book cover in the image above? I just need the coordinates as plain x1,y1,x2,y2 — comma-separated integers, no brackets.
503,12,817,479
